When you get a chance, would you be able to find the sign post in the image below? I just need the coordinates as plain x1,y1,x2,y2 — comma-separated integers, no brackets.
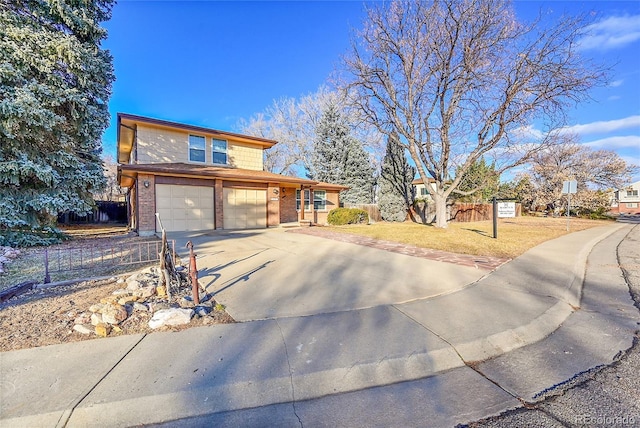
562,180,577,231
492,198,517,239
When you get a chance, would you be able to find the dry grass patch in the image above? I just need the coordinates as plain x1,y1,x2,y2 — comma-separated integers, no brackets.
329,216,612,259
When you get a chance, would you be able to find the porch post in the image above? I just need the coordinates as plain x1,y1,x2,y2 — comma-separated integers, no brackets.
299,185,305,221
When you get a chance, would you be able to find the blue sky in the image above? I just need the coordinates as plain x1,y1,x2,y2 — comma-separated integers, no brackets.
102,0,640,182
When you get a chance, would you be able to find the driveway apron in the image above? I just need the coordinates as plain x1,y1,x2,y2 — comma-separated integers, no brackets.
168,228,488,321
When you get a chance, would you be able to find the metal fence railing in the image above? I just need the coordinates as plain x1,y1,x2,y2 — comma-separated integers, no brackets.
43,240,175,283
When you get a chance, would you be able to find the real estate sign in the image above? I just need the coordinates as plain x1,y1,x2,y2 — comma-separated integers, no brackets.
497,202,516,218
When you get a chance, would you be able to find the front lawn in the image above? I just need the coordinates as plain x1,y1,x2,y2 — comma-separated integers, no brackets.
329,216,612,259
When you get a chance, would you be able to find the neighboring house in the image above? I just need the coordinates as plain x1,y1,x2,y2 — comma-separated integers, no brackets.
117,113,346,235
412,178,436,201
611,181,640,215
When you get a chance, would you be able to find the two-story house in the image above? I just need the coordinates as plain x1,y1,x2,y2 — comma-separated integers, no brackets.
611,181,640,215
117,113,346,235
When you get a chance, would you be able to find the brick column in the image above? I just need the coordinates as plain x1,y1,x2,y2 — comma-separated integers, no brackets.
137,174,156,236
267,182,280,227
214,179,224,229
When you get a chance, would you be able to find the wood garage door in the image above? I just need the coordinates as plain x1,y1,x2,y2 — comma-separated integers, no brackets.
156,185,214,232
223,188,267,229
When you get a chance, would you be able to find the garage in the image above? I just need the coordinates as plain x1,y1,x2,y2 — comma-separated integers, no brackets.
223,188,267,229
155,184,214,232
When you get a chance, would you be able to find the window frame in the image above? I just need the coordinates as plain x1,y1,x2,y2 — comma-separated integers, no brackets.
296,189,310,211
212,138,228,165
313,190,327,211
188,134,206,163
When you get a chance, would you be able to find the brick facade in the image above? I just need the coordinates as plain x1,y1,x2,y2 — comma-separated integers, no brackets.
136,174,156,236
279,186,299,223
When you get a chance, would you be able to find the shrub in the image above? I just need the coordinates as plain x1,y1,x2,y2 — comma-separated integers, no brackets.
327,208,369,225
0,227,66,247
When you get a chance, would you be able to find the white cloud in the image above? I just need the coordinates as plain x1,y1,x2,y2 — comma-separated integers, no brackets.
608,95,621,101
560,115,640,136
584,135,640,149
579,15,640,51
609,79,624,87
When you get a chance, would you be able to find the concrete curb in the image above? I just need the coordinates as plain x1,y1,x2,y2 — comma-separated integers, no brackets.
0,223,633,427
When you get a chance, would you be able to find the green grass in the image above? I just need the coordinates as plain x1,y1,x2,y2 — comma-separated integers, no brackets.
329,216,612,259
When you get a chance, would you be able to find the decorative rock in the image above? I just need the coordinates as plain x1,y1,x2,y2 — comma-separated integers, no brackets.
116,277,125,284
180,296,195,308
100,303,128,325
118,295,138,305
74,312,91,325
147,302,170,313
90,312,104,326
73,324,93,335
111,289,130,296
156,285,167,298
100,297,117,305
148,308,194,329
194,305,212,317
89,303,105,313
126,280,142,291
134,285,156,299
112,325,122,333
95,323,111,337
133,302,149,312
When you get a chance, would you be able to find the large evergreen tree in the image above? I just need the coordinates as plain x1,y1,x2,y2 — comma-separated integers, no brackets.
378,133,415,221
309,104,375,204
454,157,500,203
0,0,115,246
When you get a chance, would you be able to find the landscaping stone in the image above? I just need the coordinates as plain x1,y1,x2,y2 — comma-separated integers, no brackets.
89,303,104,313
194,305,212,317
111,289,130,296
74,312,91,325
133,302,149,312
126,280,142,291
95,323,111,337
90,313,103,326
118,295,138,306
134,285,156,299
148,308,194,329
100,303,128,325
180,296,195,308
73,324,93,335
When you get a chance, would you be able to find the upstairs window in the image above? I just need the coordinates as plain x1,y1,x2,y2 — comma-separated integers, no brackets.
212,139,227,165
627,189,638,197
189,135,206,163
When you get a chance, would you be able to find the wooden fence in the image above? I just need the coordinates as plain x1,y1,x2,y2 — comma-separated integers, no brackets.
343,203,383,222
342,202,520,224
412,202,521,223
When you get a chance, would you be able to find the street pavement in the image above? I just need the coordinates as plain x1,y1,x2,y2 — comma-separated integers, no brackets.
1,222,638,427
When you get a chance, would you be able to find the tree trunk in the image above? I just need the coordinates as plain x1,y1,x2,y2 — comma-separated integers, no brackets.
433,192,449,228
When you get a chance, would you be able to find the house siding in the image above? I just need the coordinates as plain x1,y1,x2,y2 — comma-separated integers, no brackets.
228,142,264,170
135,124,263,170
137,126,190,164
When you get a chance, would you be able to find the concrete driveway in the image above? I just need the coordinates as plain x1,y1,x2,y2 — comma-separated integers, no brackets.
168,228,486,321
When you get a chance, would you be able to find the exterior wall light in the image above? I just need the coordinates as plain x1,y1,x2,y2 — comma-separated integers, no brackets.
143,180,150,188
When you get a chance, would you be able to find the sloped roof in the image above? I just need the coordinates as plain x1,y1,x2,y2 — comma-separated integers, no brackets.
118,162,348,190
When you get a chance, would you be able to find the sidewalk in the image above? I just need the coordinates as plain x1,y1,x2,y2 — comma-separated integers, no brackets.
1,223,637,427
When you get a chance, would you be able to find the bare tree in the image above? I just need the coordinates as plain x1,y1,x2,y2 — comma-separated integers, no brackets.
238,86,384,176
344,0,606,227
525,137,636,214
